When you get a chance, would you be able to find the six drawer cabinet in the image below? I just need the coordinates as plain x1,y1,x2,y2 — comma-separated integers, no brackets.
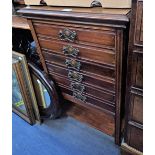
121,0,143,154
19,7,130,144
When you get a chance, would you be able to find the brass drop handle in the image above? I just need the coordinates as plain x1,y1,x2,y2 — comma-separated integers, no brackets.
63,45,79,57
68,71,83,82
73,92,86,102
65,59,81,71
59,28,77,42
71,82,85,93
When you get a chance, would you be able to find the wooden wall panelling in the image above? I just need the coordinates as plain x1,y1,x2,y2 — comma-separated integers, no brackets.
121,0,143,154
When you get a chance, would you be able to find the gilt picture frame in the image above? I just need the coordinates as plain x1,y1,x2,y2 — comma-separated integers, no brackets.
12,51,40,124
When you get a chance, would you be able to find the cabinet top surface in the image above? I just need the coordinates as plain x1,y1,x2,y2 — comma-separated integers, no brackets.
20,6,130,15
18,6,130,27
12,15,30,30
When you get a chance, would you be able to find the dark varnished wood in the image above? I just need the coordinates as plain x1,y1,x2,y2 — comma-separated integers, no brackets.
18,6,130,28
39,38,116,66
18,6,130,145
134,1,143,46
59,85,115,113
47,63,115,92
129,93,143,124
64,102,115,136
12,15,30,30
33,21,116,48
131,52,143,89
42,50,115,79
115,29,125,144
121,0,143,154
126,124,143,152
51,73,115,104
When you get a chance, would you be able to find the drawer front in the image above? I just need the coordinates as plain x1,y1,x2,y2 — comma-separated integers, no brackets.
47,63,115,92
129,93,143,124
42,50,115,79
39,38,115,65
127,125,143,152
33,22,116,48
51,73,115,104
131,52,143,89
58,84,115,113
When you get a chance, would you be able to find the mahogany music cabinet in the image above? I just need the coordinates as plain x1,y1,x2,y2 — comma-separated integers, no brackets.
18,7,130,144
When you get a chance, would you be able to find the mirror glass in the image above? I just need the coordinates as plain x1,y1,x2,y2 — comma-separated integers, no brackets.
31,74,51,109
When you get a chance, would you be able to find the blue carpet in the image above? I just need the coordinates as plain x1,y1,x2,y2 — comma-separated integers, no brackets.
12,113,120,155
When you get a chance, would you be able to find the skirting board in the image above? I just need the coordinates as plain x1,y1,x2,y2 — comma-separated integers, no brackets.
121,142,143,155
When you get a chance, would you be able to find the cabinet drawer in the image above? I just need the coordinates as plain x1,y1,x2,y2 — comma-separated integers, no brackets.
47,63,115,92
127,125,143,152
52,73,115,104
129,93,143,124
39,38,115,65
58,84,115,113
42,50,115,80
33,21,116,49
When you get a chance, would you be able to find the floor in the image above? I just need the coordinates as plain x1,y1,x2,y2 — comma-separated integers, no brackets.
12,113,120,155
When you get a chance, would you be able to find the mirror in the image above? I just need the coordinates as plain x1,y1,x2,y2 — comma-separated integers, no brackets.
28,62,61,119
31,74,51,109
